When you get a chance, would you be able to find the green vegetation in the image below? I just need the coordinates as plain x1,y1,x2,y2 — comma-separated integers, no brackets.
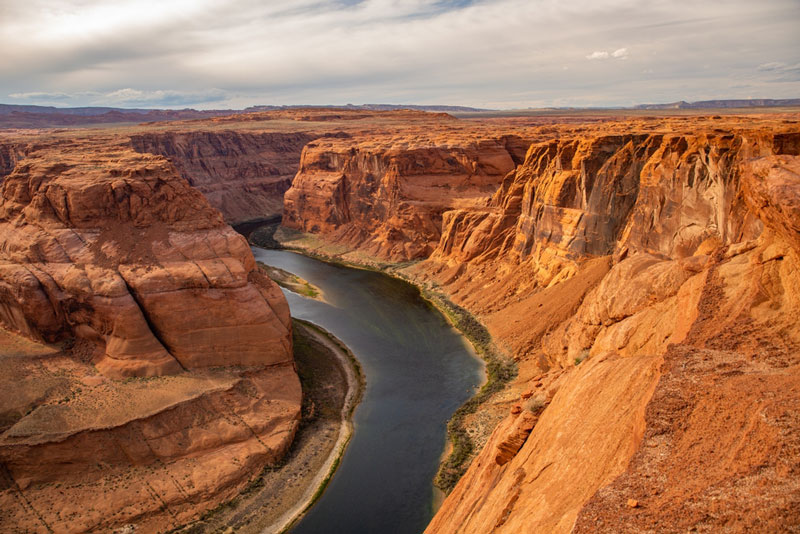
524,396,545,414
574,349,589,366
421,287,517,493
257,261,321,299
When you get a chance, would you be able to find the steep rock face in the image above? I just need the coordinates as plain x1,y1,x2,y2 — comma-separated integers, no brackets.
427,131,793,289
418,128,799,364
282,135,528,261
425,352,661,534
0,142,293,378
424,127,800,533
0,142,26,181
0,141,301,532
571,155,800,533
130,131,316,223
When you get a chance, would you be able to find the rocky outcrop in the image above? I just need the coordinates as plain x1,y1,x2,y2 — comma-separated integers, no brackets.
0,141,301,532
423,124,800,533
0,141,293,378
130,131,316,224
417,127,800,365
0,351,300,534
282,134,529,261
426,352,661,534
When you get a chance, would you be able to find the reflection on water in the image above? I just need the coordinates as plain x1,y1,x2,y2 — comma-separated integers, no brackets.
252,249,483,534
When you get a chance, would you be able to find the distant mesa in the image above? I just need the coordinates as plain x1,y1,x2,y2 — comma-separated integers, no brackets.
633,98,800,109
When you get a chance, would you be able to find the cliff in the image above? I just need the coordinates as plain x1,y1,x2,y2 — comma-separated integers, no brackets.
130,131,316,224
0,141,27,181
0,140,301,532
282,134,530,261
423,124,800,533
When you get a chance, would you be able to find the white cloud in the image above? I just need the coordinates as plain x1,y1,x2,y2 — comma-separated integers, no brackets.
587,47,628,60
757,61,800,81
586,51,610,60
8,91,74,101
7,88,229,107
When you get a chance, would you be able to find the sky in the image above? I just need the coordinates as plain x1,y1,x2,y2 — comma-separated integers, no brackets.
1,0,798,109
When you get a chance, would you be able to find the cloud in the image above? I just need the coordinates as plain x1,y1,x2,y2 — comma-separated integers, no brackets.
1,0,799,108
612,47,629,59
586,51,610,60
757,61,800,81
587,47,628,60
8,91,74,101
99,88,229,107
7,88,230,107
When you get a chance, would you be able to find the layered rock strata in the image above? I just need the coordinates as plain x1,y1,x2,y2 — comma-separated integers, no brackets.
282,134,529,261
422,126,800,533
0,141,301,532
130,131,316,224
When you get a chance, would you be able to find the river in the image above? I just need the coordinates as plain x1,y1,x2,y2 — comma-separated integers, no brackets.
251,248,483,534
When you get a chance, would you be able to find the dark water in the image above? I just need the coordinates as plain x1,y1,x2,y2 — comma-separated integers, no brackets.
251,249,483,534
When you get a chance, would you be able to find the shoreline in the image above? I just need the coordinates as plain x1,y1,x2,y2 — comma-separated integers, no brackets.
265,319,364,534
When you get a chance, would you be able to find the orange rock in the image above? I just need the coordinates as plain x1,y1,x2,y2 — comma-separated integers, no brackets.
627,499,639,508
0,143,293,377
282,135,529,261
79,375,106,387
0,139,302,533
510,404,522,415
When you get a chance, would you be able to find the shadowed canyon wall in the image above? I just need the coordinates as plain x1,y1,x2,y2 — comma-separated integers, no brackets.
130,131,316,224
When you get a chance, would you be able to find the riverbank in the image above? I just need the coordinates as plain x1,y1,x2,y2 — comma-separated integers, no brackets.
172,319,363,534
267,225,516,493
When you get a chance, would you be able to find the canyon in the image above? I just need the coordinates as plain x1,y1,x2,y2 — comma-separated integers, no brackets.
0,108,798,532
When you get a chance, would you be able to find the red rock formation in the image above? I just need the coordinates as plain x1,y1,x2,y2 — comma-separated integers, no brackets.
423,122,800,534
418,126,800,365
282,135,529,261
0,141,27,180
0,141,293,377
130,131,316,224
0,140,301,532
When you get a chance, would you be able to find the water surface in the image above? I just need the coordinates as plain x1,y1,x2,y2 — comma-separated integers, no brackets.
251,249,483,534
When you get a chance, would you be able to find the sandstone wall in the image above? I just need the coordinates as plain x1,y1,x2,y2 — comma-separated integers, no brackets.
130,131,316,224
272,116,800,533
0,142,27,181
423,126,800,533
0,142,294,378
282,135,529,261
